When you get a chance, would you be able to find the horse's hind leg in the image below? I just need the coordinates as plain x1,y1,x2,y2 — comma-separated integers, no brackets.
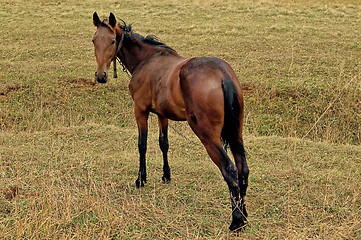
216,145,246,231
158,116,170,183
231,141,249,219
187,119,246,231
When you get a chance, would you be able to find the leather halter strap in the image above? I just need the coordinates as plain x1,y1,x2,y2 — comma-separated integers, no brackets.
112,31,126,78
113,28,131,79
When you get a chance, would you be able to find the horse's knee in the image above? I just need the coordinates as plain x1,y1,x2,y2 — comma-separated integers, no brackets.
216,146,239,188
159,136,169,153
138,131,147,154
222,163,239,191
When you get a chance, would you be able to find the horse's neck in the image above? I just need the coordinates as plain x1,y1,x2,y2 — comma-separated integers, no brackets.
118,36,158,74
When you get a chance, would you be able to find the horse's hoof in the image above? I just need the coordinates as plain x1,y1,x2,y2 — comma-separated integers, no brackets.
229,221,247,232
162,175,171,183
229,214,247,232
133,179,145,188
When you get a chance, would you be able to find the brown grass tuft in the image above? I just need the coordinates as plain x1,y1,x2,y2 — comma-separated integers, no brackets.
3,186,19,200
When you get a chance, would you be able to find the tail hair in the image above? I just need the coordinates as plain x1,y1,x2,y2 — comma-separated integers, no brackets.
221,74,242,150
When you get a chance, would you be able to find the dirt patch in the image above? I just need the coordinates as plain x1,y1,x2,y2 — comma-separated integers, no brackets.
3,186,19,200
0,84,23,96
65,77,96,88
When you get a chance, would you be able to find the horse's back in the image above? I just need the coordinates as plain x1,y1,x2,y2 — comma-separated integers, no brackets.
180,57,241,89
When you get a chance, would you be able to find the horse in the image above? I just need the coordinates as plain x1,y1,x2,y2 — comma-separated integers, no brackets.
92,12,249,231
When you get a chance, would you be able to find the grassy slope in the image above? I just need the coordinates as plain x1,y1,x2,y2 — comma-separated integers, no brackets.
0,0,360,238
0,0,360,143
0,124,360,239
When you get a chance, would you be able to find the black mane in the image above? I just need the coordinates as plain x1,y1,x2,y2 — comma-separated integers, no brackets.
141,34,175,51
118,21,175,52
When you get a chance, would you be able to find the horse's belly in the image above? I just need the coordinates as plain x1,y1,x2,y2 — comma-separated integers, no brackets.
152,77,187,121
151,94,186,121
153,103,186,121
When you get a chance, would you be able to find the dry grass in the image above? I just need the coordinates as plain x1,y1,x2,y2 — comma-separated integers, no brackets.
1,0,360,144
1,0,361,238
0,124,360,239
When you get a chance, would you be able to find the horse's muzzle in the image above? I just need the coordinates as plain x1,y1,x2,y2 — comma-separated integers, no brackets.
95,71,107,83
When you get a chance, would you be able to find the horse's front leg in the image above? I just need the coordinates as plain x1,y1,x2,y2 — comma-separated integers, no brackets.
158,116,170,183
134,106,149,188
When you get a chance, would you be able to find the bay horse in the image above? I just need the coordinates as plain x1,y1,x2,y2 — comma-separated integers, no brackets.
92,12,249,231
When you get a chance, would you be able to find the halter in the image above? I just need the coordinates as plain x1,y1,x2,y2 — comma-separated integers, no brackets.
113,23,132,79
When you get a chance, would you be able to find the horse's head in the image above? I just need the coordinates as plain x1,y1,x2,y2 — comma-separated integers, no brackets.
92,12,119,83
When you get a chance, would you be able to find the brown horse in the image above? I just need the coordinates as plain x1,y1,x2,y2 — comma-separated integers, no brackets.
92,12,249,231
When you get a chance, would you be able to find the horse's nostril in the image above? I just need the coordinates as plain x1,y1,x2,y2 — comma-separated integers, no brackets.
95,72,107,83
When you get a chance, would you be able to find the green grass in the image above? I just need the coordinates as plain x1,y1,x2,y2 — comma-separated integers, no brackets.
1,0,361,238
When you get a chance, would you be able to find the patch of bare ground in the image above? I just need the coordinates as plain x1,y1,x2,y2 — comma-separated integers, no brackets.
64,77,96,88
0,84,24,97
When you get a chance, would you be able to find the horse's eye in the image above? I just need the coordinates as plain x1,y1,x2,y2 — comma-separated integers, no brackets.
92,39,95,44
111,40,116,44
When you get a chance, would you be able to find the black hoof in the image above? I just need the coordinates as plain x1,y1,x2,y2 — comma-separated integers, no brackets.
135,179,145,188
229,220,247,232
229,205,247,232
162,175,171,183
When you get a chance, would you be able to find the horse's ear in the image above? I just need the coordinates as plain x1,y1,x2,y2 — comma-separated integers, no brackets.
109,12,117,28
93,12,101,27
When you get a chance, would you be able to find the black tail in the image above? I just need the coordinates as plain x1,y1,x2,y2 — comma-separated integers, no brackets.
221,74,242,150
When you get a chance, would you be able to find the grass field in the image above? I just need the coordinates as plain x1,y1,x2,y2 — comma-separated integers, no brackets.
1,0,360,239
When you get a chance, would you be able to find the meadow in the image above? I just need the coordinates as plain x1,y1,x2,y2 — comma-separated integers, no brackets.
0,0,360,239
